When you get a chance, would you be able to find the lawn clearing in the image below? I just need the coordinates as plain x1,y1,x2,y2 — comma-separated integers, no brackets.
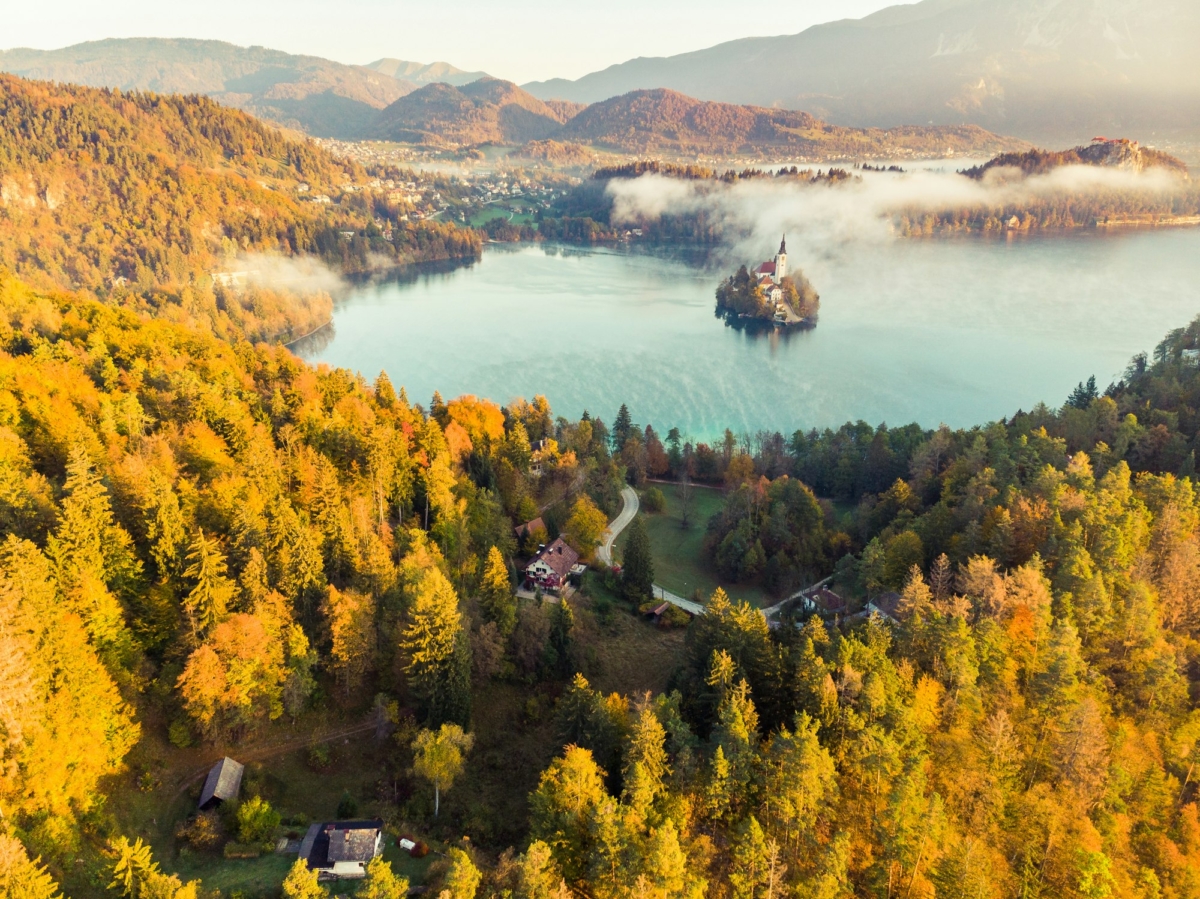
616,483,771,608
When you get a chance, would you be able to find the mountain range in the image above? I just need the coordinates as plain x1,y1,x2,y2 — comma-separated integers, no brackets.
369,79,584,145
369,80,1025,158
523,0,1200,141
0,39,489,138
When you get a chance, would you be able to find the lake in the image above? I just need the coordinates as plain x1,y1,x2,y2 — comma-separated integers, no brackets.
294,229,1200,439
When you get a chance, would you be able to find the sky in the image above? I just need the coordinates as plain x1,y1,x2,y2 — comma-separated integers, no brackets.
5,0,902,84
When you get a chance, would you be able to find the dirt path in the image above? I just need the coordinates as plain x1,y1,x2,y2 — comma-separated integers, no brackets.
172,719,377,799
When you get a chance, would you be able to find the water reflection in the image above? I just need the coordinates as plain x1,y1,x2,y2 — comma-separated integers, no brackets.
296,232,1200,437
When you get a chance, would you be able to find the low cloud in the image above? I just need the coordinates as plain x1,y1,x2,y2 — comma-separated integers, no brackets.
606,165,1189,267
216,252,348,296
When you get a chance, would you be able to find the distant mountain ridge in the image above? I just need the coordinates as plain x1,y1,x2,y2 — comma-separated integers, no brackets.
0,38,483,138
554,88,1024,156
374,81,1026,158
523,0,1200,140
370,78,577,145
364,58,490,87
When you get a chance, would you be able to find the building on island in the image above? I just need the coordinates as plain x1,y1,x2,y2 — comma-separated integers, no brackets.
753,237,790,321
298,819,384,880
755,236,788,284
525,537,580,593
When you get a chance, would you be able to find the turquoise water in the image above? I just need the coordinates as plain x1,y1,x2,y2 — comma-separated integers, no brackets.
295,230,1200,438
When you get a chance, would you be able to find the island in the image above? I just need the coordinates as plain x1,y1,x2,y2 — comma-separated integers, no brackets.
715,237,820,327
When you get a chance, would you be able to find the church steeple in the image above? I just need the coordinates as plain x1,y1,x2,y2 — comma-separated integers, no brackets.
779,235,787,255
774,235,787,281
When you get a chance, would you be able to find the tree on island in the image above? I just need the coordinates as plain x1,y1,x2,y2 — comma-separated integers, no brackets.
716,267,820,322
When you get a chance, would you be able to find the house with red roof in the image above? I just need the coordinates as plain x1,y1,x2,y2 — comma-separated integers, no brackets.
525,537,580,593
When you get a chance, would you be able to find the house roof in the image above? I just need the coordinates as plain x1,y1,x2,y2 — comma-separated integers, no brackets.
870,591,902,619
198,757,244,808
810,588,847,614
515,517,546,539
300,820,384,869
528,537,580,579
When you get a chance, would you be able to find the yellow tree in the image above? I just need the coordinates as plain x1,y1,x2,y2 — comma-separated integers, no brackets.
413,723,475,817
322,586,376,699
563,495,608,559
177,613,286,739
282,858,327,899
0,537,139,823
0,834,61,899
478,546,516,636
359,857,409,899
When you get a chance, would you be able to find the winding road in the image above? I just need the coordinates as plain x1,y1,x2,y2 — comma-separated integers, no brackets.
597,485,707,616
598,486,831,620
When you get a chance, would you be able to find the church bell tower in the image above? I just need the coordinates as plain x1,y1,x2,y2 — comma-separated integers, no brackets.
774,235,787,281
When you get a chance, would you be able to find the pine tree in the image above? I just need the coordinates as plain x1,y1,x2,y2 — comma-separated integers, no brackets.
182,531,235,638
479,546,517,635
612,404,633,453
401,568,469,727
549,600,575,677
621,516,655,603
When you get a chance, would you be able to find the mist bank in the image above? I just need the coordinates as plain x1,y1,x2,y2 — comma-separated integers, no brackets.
601,163,1195,258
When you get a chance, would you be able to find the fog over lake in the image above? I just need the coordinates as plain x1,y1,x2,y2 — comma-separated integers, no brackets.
295,229,1200,439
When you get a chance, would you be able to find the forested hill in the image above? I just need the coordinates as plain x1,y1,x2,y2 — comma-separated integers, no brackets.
370,78,582,145
964,139,1192,180
0,74,481,341
373,83,1024,157
553,89,1025,157
9,259,1200,899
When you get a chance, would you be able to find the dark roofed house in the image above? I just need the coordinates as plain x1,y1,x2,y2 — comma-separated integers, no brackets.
298,819,384,880
525,537,580,593
514,517,546,542
806,587,848,617
198,757,244,810
868,591,903,623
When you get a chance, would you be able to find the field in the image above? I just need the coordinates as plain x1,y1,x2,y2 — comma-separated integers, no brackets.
467,201,537,228
616,482,771,608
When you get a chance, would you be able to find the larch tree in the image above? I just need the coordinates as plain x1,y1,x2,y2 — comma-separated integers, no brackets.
479,546,517,635
0,834,61,899
412,723,475,817
440,848,482,899
322,586,377,699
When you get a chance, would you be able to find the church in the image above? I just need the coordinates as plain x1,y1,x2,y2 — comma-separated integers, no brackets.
754,236,788,286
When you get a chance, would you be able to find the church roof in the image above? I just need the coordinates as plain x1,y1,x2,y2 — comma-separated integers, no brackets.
756,261,776,275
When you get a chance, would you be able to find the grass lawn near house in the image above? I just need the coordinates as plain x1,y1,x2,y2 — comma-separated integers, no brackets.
615,483,771,609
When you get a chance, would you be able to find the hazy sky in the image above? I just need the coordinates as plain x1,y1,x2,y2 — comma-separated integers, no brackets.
6,0,901,83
